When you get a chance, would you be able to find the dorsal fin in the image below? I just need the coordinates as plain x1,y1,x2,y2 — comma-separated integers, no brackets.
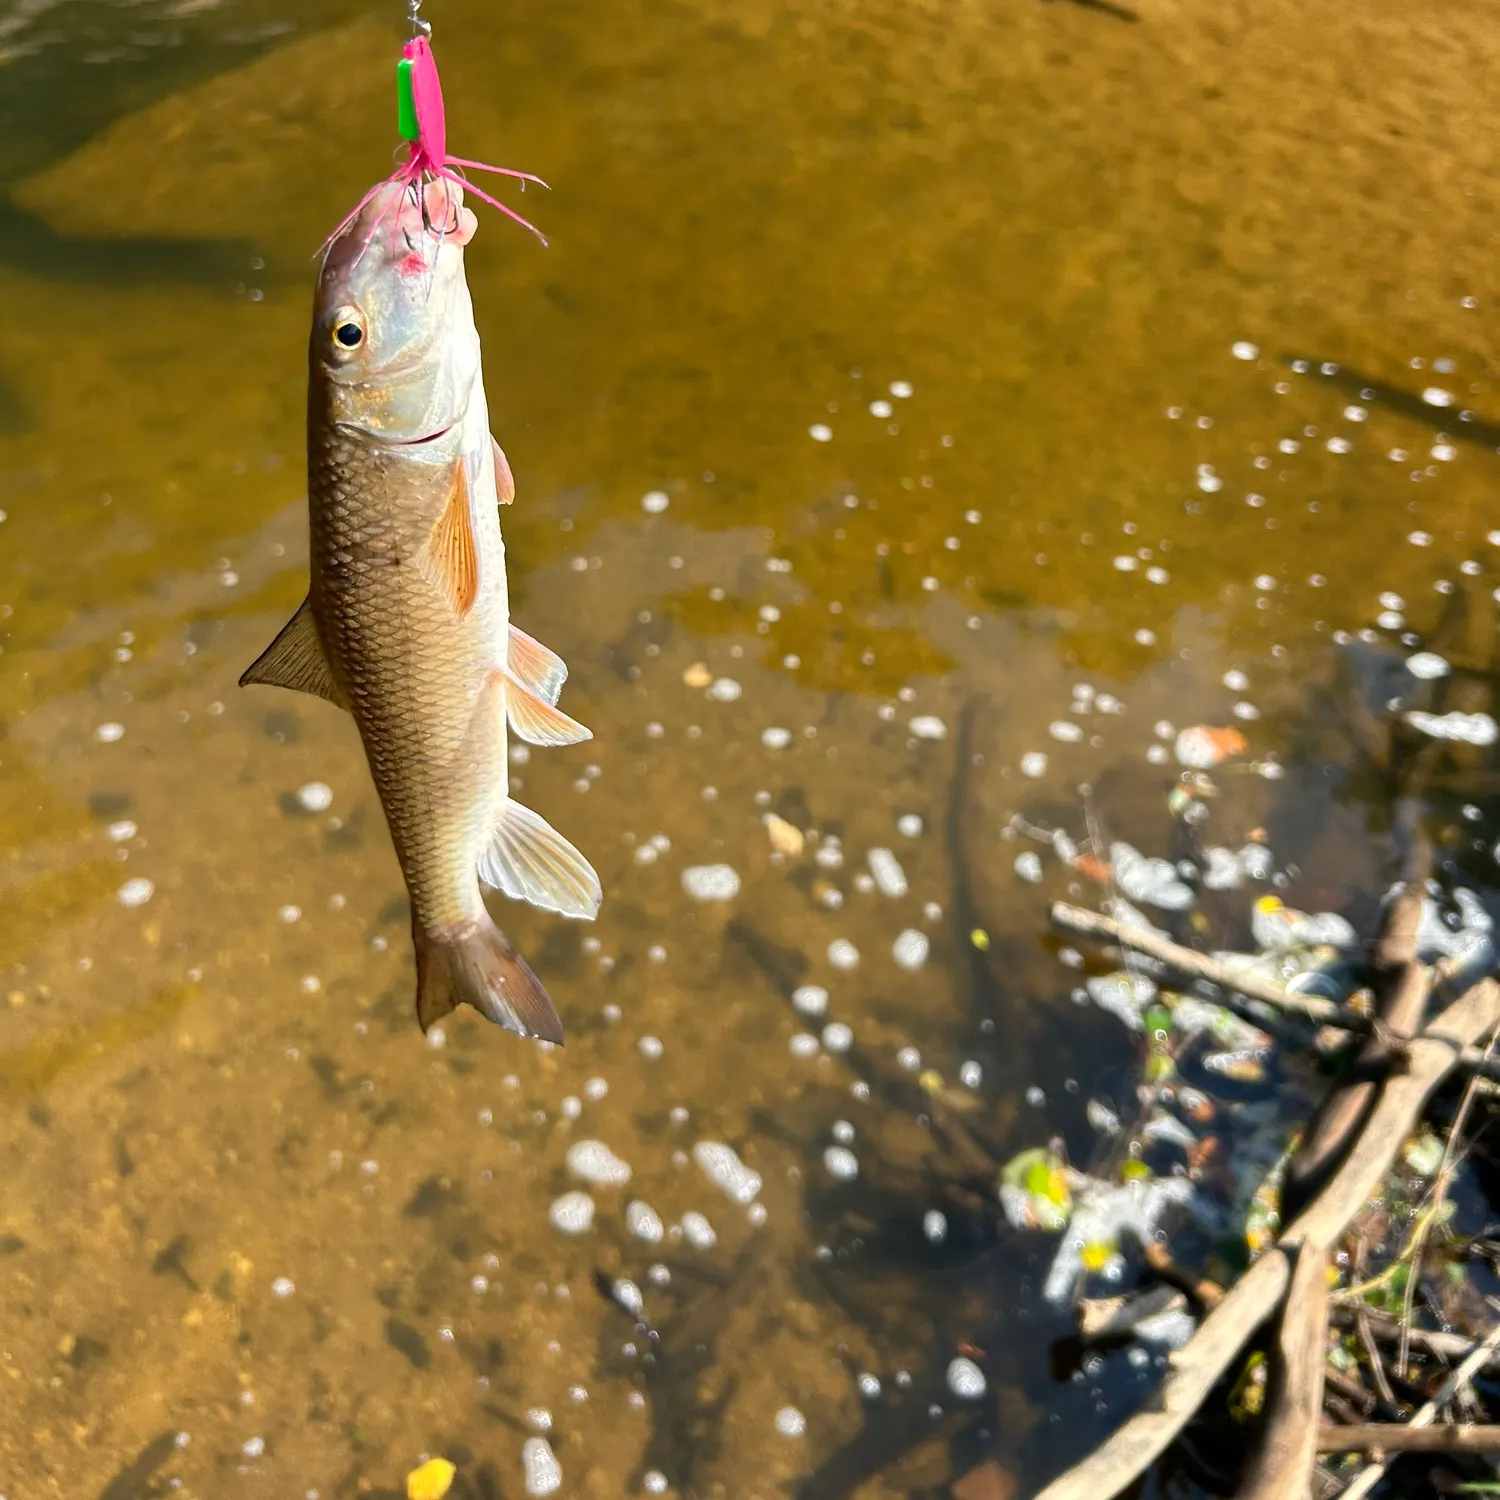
508,624,567,705
239,597,348,709
423,457,480,616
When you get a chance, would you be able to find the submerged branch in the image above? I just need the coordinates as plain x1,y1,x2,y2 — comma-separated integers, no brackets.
1049,903,1373,1033
1031,976,1500,1500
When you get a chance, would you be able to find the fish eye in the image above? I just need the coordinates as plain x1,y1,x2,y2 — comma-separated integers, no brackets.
334,322,364,348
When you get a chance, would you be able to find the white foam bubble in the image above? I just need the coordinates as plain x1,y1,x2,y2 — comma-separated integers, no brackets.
548,1192,595,1235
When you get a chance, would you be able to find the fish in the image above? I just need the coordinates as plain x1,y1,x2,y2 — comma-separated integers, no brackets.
240,178,600,1044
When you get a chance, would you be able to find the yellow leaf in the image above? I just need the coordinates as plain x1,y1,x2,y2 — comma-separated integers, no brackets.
1080,1240,1113,1272
407,1458,457,1500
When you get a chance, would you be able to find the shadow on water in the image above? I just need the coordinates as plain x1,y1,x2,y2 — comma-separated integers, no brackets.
1280,352,1500,451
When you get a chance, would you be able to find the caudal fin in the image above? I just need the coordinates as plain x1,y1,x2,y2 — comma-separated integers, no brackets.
413,915,563,1043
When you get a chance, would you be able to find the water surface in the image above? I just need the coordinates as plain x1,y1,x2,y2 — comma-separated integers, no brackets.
1,1,1498,1496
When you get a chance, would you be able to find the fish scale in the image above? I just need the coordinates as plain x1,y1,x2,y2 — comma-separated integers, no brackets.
240,178,600,1044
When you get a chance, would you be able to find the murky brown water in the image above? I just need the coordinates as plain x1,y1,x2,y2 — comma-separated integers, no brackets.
2,1,1499,1496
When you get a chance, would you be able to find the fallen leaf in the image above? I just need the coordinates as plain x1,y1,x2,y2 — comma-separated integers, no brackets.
953,1460,1018,1500
765,813,804,856
682,662,713,688
1174,725,1248,769
407,1457,456,1500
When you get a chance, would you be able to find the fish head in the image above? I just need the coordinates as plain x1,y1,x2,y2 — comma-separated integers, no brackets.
313,178,481,444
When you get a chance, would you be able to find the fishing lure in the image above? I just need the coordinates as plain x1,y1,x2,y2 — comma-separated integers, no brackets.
326,19,547,254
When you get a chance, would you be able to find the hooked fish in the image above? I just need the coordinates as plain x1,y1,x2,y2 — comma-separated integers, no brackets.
241,179,599,1043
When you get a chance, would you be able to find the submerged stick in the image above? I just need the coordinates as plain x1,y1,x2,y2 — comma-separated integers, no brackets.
1281,881,1428,1226
1337,1314,1500,1500
1049,904,1373,1033
1318,1423,1500,1453
1328,1305,1500,1374
1240,1244,1329,1500
1031,977,1500,1500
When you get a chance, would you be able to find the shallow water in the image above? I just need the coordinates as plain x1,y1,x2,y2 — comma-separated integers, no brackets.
1,1,1499,1496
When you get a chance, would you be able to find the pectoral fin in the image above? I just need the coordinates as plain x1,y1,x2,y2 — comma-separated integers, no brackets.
422,458,481,616
501,666,592,746
239,597,348,709
478,799,602,919
508,624,567,705
492,435,515,504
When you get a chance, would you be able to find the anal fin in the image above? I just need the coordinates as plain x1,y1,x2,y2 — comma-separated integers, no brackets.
508,624,567,705
422,457,481,616
239,597,347,709
478,799,601,919
501,665,591,746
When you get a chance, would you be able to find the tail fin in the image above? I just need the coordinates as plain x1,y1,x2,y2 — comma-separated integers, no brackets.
413,915,563,1043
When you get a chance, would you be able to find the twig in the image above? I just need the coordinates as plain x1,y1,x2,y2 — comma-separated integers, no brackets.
1351,1232,1398,1411
1144,1239,1226,1308
1337,1312,1500,1500
1398,1027,1499,1373
1328,1305,1500,1374
1322,1367,1375,1419
1049,903,1373,1034
1031,977,1500,1500
1241,1243,1329,1499
1319,1422,1500,1453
